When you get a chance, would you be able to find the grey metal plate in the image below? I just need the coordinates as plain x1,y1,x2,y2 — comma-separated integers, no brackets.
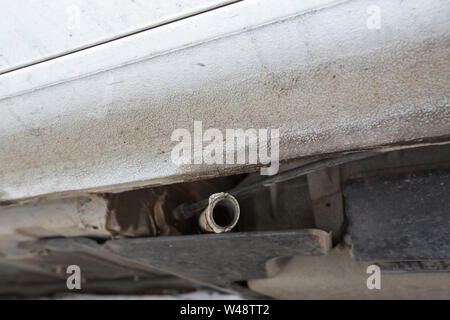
104,229,331,287
22,229,331,292
345,170,450,261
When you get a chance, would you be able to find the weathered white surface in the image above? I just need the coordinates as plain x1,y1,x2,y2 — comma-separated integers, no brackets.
0,0,236,74
0,196,108,237
0,0,449,202
249,247,450,299
0,0,340,98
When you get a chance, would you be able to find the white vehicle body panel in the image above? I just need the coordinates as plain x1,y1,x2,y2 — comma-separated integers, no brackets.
0,0,449,203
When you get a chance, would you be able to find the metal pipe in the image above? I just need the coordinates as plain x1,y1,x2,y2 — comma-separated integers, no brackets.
173,151,379,221
198,193,240,233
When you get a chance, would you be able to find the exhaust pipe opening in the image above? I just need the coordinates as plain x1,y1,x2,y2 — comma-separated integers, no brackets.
199,193,240,233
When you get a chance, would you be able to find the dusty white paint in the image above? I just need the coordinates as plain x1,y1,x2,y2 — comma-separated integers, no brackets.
0,196,109,237
0,0,449,202
0,0,340,98
249,247,450,299
0,0,237,74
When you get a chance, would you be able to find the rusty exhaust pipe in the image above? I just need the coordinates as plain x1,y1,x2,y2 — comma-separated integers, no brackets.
198,192,240,233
